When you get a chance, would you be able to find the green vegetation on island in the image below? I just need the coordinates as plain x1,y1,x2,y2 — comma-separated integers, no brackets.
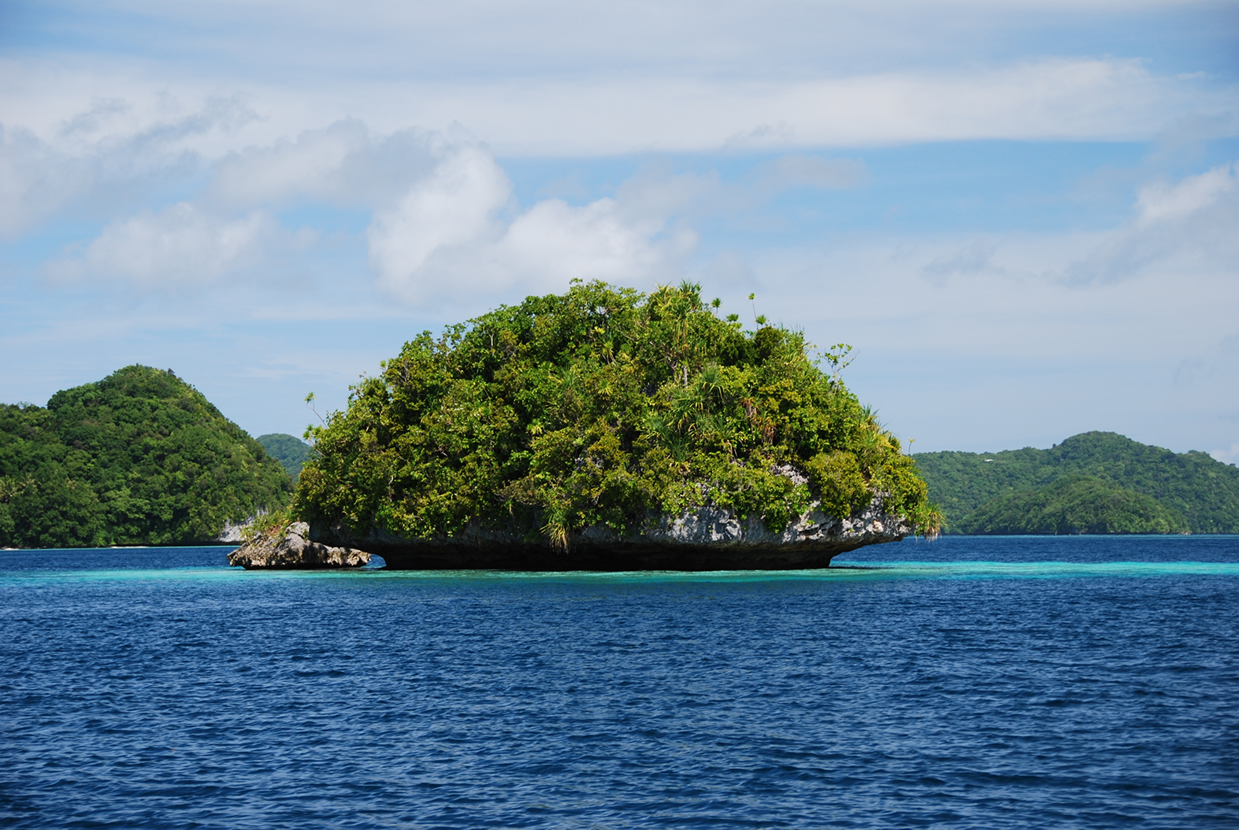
958,476,1190,535
914,431,1239,534
0,366,292,548
257,433,312,479
295,280,940,551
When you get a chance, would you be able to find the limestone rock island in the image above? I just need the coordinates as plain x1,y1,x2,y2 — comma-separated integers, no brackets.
228,521,369,569
254,281,941,570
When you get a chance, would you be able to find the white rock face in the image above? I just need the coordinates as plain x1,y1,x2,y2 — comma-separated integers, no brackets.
579,492,911,550
215,518,252,544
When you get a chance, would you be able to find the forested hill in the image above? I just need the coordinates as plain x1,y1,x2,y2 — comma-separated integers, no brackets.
257,433,312,478
914,432,1239,534
0,366,292,548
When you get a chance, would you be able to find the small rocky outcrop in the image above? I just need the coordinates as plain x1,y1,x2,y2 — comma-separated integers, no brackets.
228,522,371,569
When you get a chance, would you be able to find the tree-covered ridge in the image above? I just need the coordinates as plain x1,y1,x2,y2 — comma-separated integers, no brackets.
296,280,939,549
0,366,292,548
957,476,1190,535
257,433,312,478
914,431,1239,533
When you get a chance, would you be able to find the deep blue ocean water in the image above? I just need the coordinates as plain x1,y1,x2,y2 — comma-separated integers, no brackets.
2,536,1237,829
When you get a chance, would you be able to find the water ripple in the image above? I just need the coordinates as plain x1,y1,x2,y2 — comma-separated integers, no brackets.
1,537,1237,828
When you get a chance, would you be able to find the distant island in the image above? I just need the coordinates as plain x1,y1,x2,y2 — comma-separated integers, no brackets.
0,366,291,548
247,280,941,569
256,433,312,479
913,431,1239,534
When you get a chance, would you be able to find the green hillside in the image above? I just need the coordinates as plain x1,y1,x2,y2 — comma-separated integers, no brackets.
957,476,1190,535
914,432,1239,534
0,366,292,548
257,433,312,478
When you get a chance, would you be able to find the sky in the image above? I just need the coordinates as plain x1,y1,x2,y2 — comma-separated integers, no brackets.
2,0,1238,460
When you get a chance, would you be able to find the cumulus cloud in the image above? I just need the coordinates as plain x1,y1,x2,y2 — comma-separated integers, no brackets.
367,144,513,296
1066,161,1239,284
356,142,869,305
502,197,693,284
17,94,1234,318
18,111,720,300
367,149,699,304
45,202,297,289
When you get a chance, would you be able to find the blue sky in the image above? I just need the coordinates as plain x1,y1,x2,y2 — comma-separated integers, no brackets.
2,0,1237,459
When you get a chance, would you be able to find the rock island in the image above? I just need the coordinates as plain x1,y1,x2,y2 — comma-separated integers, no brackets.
232,281,940,569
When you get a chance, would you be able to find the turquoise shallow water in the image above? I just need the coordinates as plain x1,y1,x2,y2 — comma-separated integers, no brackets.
2,536,1237,828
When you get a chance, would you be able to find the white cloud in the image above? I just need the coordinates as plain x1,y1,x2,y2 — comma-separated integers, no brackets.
1066,161,1239,284
15,118,716,302
367,152,698,304
207,120,450,210
209,120,374,208
366,144,513,297
1136,161,1237,224
319,59,1231,155
502,197,692,285
0,95,256,238
0,125,80,238
46,202,292,289
3,55,1234,161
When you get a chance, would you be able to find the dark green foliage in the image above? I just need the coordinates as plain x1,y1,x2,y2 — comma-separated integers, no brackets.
958,476,1190,535
0,366,292,548
296,280,938,548
914,431,1239,533
257,433,312,478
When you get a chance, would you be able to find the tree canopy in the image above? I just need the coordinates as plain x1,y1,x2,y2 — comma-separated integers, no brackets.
296,280,938,549
0,366,292,548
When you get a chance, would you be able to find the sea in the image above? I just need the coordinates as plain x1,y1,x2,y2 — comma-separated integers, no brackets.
1,536,1236,829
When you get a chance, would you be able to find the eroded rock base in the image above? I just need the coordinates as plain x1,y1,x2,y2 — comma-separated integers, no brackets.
317,496,912,571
